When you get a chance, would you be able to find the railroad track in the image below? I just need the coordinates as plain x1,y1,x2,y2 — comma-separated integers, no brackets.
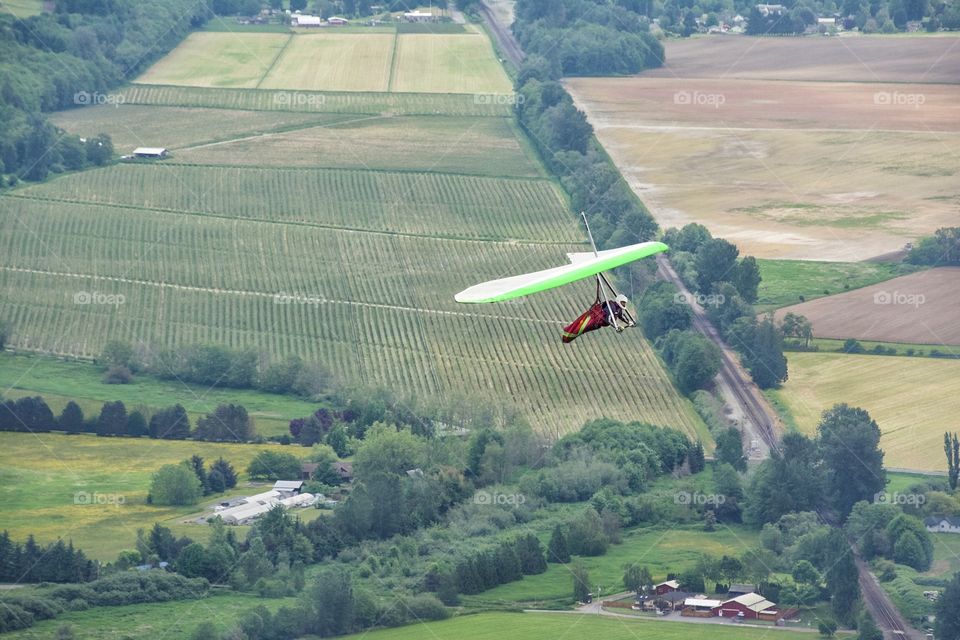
479,0,524,67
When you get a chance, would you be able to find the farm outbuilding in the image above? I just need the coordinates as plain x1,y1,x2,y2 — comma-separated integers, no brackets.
654,580,680,595
133,147,168,159
292,14,322,26
715,592,779,619
273,480,305,495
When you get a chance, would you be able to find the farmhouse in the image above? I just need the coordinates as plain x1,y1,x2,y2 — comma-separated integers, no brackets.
654,579,680,595
716,592,779,619
132,147,168,159
925,516,960,534
332,461,353,482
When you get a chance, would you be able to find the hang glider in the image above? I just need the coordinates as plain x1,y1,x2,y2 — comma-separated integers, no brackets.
454,240,667,304
455,214,669,343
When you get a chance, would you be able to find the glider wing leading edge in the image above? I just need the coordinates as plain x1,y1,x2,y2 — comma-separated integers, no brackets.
454,241,668,304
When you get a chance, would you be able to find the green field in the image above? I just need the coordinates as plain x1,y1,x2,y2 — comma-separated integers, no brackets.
258,33,396,91
770,352,960,472
0,431,295,560
2,592,297,639
135,29,511,95
0,353,317,437
135,32,290,88
801,338,960,357
336,611,841,640
169,116,545,177
462,525,760,607
391,32,512,94
755,259,922,313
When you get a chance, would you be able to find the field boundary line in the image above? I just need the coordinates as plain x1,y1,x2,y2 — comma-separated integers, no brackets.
593,123,960,135
154,160,553,181
3,193,582,247
0,265,560,326
387,28,399,92
254,32,293,89
174,114,387,151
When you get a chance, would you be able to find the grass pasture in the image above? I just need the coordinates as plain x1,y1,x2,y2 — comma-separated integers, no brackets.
462,525,760,606
335,611,837,640
0,431,289,560
0,0,42,17
391,33,512,94
49,105,351,155
755,259,922,312
771,267,960,345
135,29,512,95
258,33,396,92
134,32,289,88
170,115,545,177
771,352,960,471
2,592,297,639
0,353,317,437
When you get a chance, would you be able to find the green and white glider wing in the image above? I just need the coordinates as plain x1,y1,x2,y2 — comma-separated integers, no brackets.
454,241,668,304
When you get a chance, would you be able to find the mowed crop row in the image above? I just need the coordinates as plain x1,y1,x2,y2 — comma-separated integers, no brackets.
118,84,514,117
135,31,512,94
13,165,573,241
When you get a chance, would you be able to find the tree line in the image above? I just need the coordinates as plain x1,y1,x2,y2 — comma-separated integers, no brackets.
0,395,257,442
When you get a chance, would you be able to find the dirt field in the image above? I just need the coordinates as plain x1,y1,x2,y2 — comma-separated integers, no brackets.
643,35,960,83
773,352,960,471
567,68,960,261
773,267,960,345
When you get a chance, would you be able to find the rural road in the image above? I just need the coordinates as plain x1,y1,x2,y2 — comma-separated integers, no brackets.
480,0,524,67
655,254,782,458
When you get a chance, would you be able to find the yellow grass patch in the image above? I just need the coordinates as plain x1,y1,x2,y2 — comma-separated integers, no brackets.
135,32,289,88
773,352,960,471
391,33,512,94
259,33,395,92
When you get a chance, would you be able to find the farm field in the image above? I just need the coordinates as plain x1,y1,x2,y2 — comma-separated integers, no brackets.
0,431,290,560
2,592,297,639
756,259,921,312
770,352,960,471
1,167,702,441
566,35,960,262
0,353,317,437
390,32,512,94
134,29,511,95
170,115,545,177
134,32,289,88
462,525,760,606
642,35,960,83
257,33,395,92
336,611,841,640
772,267,960,345
49,105,350,155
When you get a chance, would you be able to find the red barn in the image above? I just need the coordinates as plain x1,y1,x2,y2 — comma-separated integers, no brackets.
654,580,680,595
